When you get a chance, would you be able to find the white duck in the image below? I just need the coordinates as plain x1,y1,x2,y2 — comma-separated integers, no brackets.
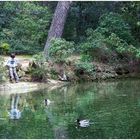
44,99,51,106
77,119,90,127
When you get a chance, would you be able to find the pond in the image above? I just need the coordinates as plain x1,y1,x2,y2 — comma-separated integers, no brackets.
0,79,140,139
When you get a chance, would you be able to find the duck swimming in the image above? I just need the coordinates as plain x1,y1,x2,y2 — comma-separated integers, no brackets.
77,119,90,127
44,99,51,106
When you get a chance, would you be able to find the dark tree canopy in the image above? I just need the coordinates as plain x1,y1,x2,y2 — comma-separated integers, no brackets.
0,1,140,57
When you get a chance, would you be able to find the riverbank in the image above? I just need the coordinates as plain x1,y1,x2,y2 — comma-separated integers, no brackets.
1,54,140,95
0,79,68,95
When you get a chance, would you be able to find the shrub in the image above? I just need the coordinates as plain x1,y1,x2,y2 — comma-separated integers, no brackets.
29,53,48,82
49,68,58,80
106,33,139,60
78,12,139,63
79,29,117,63
75,61,95,75
98,12,134,43
49,38,75,63
32,52,46,65
0,2,52,54
88,11,140,63
30,66,48,82
0,56,7,83
80,54,92,62
0,42,10,54
79,29,105,59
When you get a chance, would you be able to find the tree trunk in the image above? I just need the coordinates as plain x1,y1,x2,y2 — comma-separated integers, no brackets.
44,1,72,58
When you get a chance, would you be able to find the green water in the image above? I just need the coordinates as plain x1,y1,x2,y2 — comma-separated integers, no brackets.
0,79,140,139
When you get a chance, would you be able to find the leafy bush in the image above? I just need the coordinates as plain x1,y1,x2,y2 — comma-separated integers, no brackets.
98,12,134,43
0,56,7,83
29,53,48,82
30,66,48,82
78,12,139,63
79,29,116,63
32,52,46,65
75,61,95,75
0,42,10,54
49,68,58,80
106,33,139,60
106,33,128,53
80,54,92,62
136,49,140,58
49,38,75,63
0,2,52,54
79,29,104,61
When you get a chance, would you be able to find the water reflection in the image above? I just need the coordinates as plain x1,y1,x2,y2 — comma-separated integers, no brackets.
8,94,22,120
1,79,140,138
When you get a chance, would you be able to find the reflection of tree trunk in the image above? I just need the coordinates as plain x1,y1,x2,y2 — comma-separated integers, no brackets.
44,1,72,58
45,109,68,138
54,127,68,139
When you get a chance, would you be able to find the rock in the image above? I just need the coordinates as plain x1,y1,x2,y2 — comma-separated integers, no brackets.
18,69,26,78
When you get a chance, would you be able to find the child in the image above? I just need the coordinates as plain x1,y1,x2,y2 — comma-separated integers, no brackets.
6,53,19,83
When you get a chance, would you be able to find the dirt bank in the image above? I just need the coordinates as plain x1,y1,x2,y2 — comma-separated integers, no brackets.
0,79,68,95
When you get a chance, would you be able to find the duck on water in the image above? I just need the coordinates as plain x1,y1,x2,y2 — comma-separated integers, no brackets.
76,119,94,128
44,99,52,106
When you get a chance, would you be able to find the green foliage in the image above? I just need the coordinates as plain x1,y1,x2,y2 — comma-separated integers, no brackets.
98,12,133,42
106,33,139,59
136,49,140,58
80,54,92,62
75,61,95,75
116,2,140,43
0,2,52,54
78,12,140,63
30,53,48,81
79,28,114,63
64,2,116,42
31,53,59,80
49,38,75,63
49,68,58,80
32,52,46,65
0,42,10,54
64,1,140,44
30,66,47,82
79,29,105,61
0,56,6,83
106,33,128,53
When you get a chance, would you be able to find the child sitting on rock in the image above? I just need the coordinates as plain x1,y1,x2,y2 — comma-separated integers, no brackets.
6,53,19,83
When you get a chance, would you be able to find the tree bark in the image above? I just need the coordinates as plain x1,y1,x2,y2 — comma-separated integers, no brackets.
44,1,72,58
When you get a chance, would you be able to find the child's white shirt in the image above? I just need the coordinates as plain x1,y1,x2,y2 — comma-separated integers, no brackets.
6,58,19,68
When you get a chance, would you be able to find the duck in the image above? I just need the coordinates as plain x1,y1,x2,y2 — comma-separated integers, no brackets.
44,99,51,106
76,119,90,127
58,72,68,81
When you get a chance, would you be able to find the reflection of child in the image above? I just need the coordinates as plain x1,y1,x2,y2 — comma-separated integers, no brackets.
6,53,19,83
8,94,21,120
8,108,21,120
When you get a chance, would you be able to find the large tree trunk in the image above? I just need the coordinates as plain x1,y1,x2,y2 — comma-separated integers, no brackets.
44,1,72,58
